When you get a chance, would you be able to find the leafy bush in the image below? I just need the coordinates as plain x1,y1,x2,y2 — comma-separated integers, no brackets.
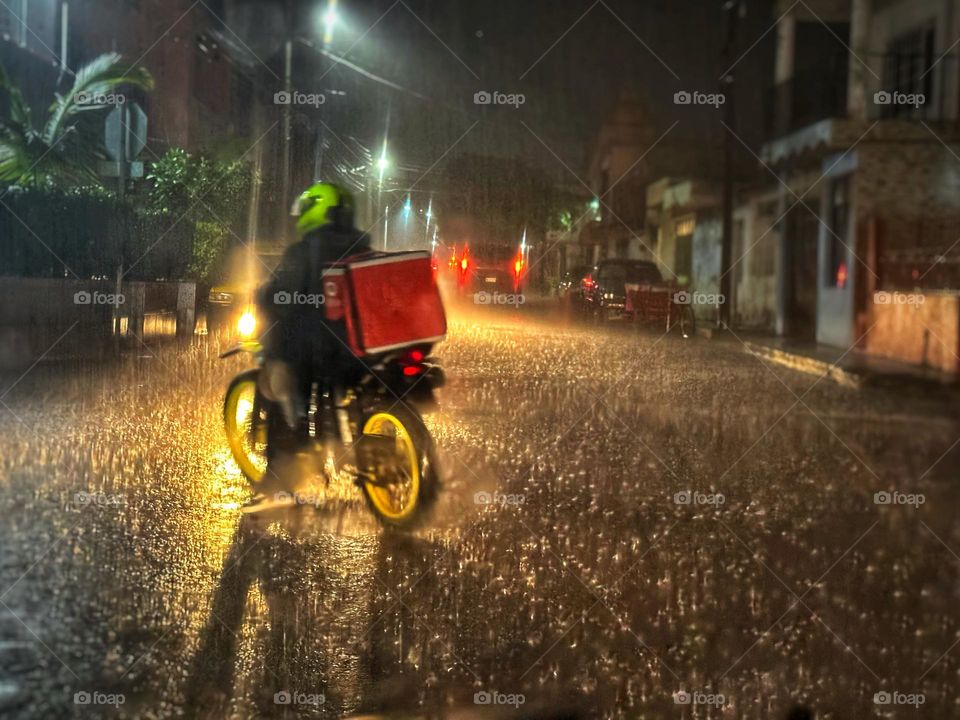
145,149,252,283
0,185,192,280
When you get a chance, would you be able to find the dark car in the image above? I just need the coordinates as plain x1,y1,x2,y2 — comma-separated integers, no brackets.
581,258,665,321
558,264,590,306
471,265,517,295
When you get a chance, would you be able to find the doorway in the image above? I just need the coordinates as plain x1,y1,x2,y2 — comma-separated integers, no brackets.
784,206,819,339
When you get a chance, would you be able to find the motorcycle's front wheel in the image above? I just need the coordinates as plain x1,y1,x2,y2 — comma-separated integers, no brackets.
358,404,439,529
223,369,268,485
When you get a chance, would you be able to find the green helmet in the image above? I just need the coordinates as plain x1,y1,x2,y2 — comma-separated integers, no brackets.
294,182,354,235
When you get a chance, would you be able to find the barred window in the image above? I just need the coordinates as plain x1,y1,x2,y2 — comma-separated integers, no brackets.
881,27,935,118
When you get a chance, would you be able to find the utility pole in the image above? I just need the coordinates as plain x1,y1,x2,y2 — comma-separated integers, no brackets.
383,205,390,251
280,36,292,244
719,0,743,329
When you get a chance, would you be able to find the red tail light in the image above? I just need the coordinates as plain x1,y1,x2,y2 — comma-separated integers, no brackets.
400,348,427,376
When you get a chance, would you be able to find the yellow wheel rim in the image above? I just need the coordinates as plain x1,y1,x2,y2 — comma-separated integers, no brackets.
224,377,267,483
362,412,420,520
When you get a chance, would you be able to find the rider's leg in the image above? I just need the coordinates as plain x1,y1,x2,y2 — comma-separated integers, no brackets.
257,360,308,495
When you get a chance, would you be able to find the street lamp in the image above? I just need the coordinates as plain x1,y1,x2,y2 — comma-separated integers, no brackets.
424,196,433,246
376,142,390,188
322,0,339,47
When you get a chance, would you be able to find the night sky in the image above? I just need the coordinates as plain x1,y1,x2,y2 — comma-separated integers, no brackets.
311,0,776,182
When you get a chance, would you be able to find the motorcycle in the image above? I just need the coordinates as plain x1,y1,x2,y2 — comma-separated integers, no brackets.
220,331,445,529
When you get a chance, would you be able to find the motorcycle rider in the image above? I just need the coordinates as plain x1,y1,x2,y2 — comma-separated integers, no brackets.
249,181,371,507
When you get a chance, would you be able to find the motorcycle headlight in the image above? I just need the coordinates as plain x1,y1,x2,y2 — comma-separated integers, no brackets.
237,310,257,338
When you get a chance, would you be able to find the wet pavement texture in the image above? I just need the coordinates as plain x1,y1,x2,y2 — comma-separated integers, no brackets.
1,306,959,719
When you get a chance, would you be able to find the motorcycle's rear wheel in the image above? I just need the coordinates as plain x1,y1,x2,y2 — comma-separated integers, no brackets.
359,404,439,529
223,369,268,485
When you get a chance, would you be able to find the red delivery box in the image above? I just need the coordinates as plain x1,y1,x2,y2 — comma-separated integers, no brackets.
321,251,446,356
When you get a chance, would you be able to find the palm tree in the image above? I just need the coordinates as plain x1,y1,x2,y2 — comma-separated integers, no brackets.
0,53,153,186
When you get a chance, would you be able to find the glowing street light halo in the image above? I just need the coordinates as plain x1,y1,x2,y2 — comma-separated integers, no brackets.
321,0,339,46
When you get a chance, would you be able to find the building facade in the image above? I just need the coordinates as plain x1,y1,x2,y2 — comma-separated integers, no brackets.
735,0,960,371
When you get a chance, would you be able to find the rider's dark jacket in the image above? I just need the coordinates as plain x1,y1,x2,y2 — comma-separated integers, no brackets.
256,223,371,376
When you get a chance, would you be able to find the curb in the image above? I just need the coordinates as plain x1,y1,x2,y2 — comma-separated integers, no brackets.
743,341,863,389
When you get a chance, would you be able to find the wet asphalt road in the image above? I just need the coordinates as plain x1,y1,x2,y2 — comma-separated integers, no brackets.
1,305,959,719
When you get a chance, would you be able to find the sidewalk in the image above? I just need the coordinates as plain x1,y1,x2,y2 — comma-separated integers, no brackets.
729,331,959,390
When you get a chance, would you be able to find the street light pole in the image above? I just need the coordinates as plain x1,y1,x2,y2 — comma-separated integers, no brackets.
281,37,292,243
424,196,433,247
719,0,743,329
383,205,389,251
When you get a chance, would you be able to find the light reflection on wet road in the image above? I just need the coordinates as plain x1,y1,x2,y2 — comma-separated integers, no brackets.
1,305,959,718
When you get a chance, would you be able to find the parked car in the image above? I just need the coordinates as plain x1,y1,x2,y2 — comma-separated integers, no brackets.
557,264,589,307
581,259,665,322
